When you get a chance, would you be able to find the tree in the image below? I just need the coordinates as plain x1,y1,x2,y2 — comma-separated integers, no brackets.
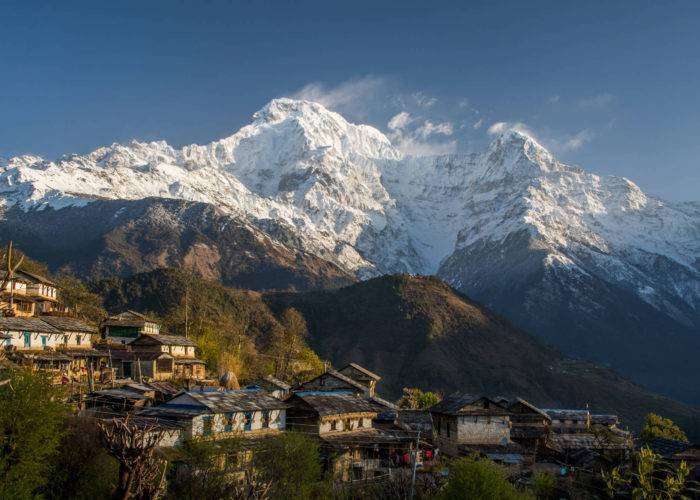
398,387,442,409
0,367,67,498
55,275,107,324
48,417,118,500
441,455,532,500
530,471,556,499
603,447,689,499
252,432,324,499
166,438,248,500
266,308,324,383
640,413,688,443
98,415,167,500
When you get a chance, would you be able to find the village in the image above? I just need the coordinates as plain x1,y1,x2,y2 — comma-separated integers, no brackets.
1,245,698,498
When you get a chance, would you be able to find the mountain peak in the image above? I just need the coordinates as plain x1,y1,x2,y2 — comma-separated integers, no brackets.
252,98,343,126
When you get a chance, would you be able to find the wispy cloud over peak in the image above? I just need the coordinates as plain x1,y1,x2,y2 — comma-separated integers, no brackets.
387,111,413,131
416,120,454,138
289,76,385,116
560,129,594,151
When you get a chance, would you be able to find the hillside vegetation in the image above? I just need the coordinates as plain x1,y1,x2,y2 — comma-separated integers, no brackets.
266,274,700,435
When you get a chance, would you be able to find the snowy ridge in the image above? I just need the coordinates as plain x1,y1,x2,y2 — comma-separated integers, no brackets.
1,98,699,319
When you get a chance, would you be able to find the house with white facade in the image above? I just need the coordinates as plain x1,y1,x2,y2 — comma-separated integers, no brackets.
1,316,105,382
137,390,288,447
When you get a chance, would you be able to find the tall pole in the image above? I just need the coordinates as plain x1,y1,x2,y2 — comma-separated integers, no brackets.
184,285,189,339
410,430,421,500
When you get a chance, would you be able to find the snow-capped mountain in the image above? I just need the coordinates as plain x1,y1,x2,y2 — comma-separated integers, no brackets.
2,98,699,401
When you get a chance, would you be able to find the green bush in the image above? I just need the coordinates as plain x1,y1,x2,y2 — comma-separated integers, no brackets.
640,413,688,443
0,368,67,498
441,456,532,500
530,471,556,499
253,432,324,499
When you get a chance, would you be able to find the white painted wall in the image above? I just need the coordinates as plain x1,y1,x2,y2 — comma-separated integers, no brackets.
190,409,286,437
2,330,92,350
319,415,373,434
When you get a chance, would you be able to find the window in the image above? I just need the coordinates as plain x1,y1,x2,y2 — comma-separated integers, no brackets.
63,335,68,345
202,416,213,436
344,418,351,431
23,332,31,348
224,413,235,432
76,335,82,346
41,336,47,347
243,412,253,431
262,411,270,429
330,420,338,431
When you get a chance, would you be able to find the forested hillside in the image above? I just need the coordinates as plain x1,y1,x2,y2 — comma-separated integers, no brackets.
92,268,700,436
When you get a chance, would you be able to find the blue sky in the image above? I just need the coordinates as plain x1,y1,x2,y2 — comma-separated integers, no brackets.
1,0,699,201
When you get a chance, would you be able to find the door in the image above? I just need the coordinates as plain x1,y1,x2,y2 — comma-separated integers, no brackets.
122,361,132,378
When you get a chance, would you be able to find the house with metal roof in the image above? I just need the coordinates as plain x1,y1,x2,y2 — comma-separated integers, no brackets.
137,390,288,447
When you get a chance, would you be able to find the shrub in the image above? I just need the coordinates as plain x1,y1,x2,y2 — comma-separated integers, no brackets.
441,455,532,500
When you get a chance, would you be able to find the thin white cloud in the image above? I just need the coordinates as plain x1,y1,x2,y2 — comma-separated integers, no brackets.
472,118,484,130
388,118,456,156
487,122,508,135
458,98,470,108
578,93,614,109
416,120,454,138
387,111,413,131
487,121,537,138
290,76,385,111
548,95,560,104
561,130,594,151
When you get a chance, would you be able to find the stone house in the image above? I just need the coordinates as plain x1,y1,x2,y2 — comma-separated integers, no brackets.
507,398,551,454
0,316,108,382
39,316,107,381
130,334,204,380
286,391,416,480
100,311,161,344
1,270,59,317
295,369,372,396
430,394,512,457
137,390,288,447
246,375,292,399
543,409,591,433
338,363,381,397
